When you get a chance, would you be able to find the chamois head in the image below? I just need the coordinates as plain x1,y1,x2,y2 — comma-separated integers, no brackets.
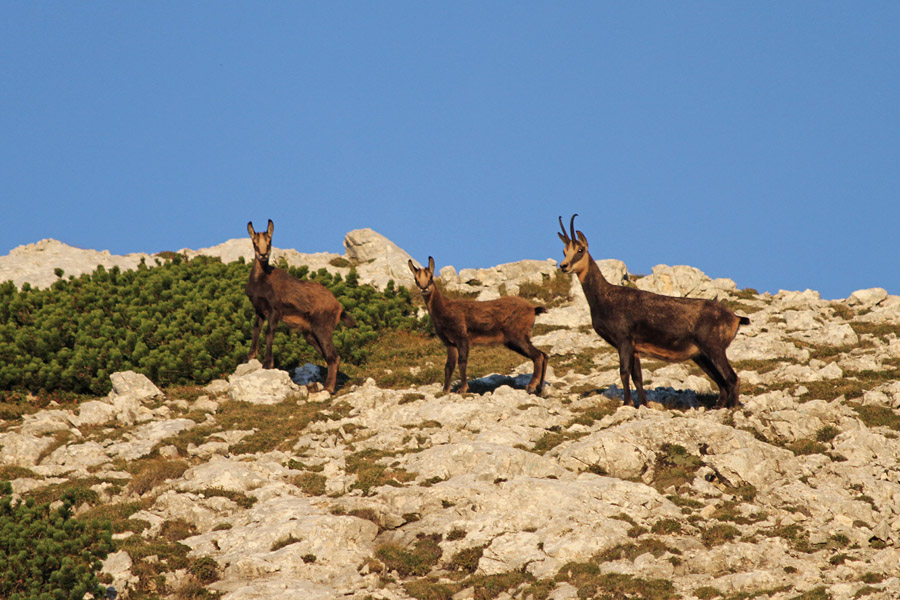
407,256,436,295
248,220,275,266
558,214,590,276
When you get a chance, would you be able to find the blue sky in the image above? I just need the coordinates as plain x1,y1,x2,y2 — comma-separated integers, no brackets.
2,3,898,300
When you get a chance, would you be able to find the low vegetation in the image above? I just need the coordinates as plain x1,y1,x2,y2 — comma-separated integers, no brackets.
0,481,113,600
0,256,422,397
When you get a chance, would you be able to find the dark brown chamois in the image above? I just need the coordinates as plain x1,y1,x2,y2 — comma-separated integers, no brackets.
557,215,750,409
245,220,355,393
408,256,549,395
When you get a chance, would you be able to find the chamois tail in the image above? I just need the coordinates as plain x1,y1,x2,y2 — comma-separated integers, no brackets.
340,309,356,327
534,306,548,316
738,316,751,326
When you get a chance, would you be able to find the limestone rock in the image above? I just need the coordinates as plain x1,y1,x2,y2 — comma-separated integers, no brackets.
402,442,570,482
228,363,304,404
344,228,413,290
101,550,139,595
0,432,59,467
634,264,736,299
847,287,889,308
0,239,150,289
110,370,163,402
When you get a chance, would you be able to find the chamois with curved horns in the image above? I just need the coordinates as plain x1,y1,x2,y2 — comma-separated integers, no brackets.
408,257,549,395
245,220,355,393
557,214,750,408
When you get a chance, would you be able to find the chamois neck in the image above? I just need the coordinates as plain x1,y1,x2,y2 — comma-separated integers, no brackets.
581,256,612,290
423,282,446,313
251,258,274,278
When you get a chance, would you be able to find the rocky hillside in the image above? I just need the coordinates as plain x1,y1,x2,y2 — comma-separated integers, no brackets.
1,232,900,600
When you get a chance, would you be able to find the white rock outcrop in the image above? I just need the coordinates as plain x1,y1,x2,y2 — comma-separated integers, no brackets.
343,228,413,290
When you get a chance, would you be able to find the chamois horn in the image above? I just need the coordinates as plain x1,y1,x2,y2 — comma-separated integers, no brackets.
558,215,575,243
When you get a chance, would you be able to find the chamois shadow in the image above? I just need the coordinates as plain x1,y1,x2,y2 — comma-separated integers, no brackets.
599,385,724,411
458,373,539,395
290,363,350,391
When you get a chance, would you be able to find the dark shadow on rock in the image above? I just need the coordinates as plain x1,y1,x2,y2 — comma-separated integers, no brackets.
457,373,535,395
600,385,715,410
290,363,351,390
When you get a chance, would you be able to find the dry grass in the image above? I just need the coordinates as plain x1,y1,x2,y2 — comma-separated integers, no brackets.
293,472,326,496
345,448,417,495
651,443,703,493
516,271,573,308
127,458,190,496
375,534,443,576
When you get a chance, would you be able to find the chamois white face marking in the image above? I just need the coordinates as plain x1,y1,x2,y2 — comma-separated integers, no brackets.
559,240,590,275
408,257,436,294
557,215,590,276
248,220,274,265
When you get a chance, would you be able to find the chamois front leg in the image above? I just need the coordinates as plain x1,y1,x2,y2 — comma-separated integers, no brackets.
456,341,470,393
248,313,264,361
443,345,459,393
263,311,281,369
617,342,637,408
318,332,340,394
631,354,647,407
708,349,741,409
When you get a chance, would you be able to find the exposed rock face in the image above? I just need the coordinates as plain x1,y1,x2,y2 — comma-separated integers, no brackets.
2,235,900,600
227,360,306,404
344,228,414,290
0,239,151,289
634,264,737,299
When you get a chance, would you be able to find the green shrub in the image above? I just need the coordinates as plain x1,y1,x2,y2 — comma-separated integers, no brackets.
0,481,113,600
0,257,423,396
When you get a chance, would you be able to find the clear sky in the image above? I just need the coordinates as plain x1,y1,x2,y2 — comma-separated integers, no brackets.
2,3,898,300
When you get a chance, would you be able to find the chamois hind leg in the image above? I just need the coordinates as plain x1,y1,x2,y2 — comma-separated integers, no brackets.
706,349,740,408
505,339,547,395
692,355,728,408
443,345,459,393
248,313,264,361
617,343,636,407
631,354,647,408
303,331,325,357
539,349,549,392
310,329,340,394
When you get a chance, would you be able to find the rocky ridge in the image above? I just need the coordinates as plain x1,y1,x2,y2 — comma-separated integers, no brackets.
1,233,900,599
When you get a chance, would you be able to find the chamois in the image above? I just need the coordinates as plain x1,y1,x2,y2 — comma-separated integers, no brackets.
408,256,549,395
557,215,749,408
245,220,355,393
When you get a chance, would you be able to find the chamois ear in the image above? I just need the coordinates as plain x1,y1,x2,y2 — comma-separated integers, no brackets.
408,259,418,275
558,232,569,245
576,230,589,248
266,219,274,236
247,222,256,236
428,256,435,273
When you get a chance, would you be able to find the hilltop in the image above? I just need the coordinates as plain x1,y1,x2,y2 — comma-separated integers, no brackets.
1,231,900,600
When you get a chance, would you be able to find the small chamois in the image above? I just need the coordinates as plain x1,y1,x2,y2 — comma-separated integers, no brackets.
408,256,549,394
557,214,749,408
245,220,354,393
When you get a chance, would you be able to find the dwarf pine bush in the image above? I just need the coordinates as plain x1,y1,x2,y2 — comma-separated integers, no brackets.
0,256,422,395
0,481,113,599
